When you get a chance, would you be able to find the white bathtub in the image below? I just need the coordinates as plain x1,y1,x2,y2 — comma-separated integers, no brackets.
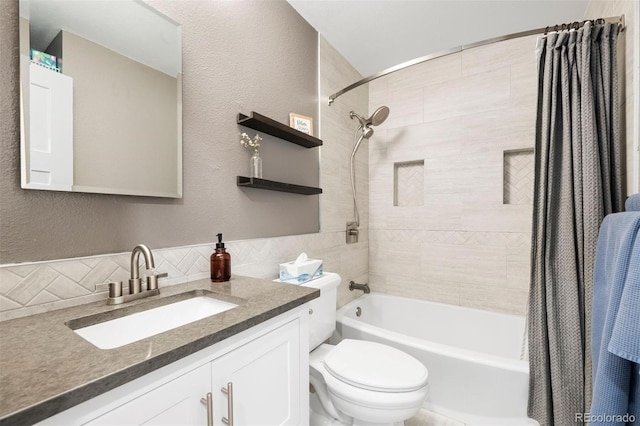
335,293,538,426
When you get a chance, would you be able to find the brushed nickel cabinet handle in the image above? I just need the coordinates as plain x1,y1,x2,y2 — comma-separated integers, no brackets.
221,382,234,425
200,392,213,426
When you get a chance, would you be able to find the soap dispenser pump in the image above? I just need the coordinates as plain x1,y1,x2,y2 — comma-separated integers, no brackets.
211,233,231,282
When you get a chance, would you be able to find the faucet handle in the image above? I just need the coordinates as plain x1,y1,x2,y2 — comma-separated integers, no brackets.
108,281,123,298
145,268,167,278
146,272,167,291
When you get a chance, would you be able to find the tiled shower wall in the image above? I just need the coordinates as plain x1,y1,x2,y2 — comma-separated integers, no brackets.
0,36,368,321
368,35,539,315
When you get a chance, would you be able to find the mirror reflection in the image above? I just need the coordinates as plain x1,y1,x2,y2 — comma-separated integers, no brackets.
19,0,183,198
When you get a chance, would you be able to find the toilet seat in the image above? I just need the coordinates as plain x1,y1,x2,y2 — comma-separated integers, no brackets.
323,367,429,411
324,339,428,393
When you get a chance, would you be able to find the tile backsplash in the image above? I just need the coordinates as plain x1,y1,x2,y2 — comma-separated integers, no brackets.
0,230,368,321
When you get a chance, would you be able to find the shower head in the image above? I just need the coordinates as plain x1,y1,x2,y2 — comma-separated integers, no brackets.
369,106,390,126
349,106,390,131
348,106,390,230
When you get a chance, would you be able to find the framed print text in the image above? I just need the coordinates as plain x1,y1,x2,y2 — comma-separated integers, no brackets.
289,113,313,136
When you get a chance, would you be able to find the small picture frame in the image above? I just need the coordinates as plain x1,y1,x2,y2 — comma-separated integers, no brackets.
289,113,313,136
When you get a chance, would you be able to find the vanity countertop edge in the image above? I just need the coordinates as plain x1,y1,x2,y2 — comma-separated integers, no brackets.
0,275,319,425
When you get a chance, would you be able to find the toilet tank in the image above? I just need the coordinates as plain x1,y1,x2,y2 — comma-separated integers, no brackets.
299,272,341,350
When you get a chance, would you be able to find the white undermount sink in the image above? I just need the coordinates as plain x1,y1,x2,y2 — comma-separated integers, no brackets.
72,295,238,350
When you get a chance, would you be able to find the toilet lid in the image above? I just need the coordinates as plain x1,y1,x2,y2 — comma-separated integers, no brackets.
323,339,428,393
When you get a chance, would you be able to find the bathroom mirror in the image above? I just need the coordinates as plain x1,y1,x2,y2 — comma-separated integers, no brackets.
18,0,182,198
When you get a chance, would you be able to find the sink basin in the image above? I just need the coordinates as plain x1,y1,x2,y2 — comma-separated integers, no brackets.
71,295,238,349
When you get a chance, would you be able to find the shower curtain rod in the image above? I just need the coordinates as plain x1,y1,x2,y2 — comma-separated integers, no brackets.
327,14,625,105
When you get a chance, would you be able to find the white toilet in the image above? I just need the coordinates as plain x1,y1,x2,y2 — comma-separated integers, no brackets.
299,272,429,426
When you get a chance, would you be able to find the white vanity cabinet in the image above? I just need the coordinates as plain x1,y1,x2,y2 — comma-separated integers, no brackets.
87,363,211,425
38,307,309,426
211,318,301,425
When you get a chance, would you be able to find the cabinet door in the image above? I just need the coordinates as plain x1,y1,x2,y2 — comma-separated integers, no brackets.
25,62,74,191
86,363,211,426
212,319,301,426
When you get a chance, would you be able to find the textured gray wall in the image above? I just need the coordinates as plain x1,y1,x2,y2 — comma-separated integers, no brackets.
1,0,319,263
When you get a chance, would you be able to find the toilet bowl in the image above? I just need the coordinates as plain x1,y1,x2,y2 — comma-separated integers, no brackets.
281,272,429,426
310,340,428,426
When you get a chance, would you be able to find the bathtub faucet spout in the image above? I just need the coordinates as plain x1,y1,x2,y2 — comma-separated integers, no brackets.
349,281,370,294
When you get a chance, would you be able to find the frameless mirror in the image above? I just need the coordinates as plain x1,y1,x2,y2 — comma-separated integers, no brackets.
19,0,182,198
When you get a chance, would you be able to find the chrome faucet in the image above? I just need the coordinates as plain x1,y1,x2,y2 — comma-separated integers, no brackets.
349,280,371,294
107,244,166,305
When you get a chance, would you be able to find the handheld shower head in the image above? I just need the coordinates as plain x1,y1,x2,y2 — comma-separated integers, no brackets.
349,105,389,143
361,126,374,139
347,106,390,232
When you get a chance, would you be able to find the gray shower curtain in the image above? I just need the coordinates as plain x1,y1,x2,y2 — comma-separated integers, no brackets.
528,22,624,426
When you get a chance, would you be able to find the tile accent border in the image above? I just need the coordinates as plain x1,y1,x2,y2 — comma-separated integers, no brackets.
368,229,531,315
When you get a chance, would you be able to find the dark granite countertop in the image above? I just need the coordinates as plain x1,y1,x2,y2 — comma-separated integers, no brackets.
0,276,318,425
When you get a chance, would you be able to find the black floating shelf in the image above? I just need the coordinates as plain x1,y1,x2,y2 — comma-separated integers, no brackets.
237,111,323,149
237,176,322,195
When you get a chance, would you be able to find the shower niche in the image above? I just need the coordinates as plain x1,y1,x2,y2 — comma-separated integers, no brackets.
503,149,534,205
236,111,323,195
394,160,425,207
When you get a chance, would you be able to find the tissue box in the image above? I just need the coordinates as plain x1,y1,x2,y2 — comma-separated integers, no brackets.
279,258,323,282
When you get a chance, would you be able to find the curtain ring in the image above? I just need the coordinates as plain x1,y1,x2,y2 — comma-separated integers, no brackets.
554,24,559,32
544,26,549,35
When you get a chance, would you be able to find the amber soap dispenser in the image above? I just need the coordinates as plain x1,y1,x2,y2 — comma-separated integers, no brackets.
210,233,231,282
